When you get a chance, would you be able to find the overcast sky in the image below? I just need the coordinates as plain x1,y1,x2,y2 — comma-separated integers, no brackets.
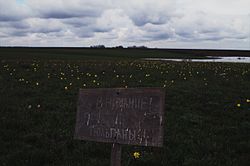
0,0,249,50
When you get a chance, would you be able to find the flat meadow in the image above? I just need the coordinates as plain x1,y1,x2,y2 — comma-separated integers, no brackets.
0,48,249,166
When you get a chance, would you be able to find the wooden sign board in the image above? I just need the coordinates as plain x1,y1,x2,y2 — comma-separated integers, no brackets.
74,88,165,147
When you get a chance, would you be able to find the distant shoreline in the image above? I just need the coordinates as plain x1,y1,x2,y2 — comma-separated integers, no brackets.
0,46,249,52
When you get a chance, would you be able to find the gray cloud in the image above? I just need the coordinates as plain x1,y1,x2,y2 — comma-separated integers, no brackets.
118,0,176,27
0,1,31,21
9,30,28,37
0,15,23,22
75,29,94,38
0,0,249,49
0,21,30,29
26,0,107,19
38,7,101,19
130,12,169,26
62,17,96,27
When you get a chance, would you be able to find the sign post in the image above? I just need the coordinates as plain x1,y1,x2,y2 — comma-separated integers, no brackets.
74,88,165,166
111,143,121,166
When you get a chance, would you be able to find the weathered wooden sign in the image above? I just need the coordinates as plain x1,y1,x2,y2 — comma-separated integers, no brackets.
74,88,165,147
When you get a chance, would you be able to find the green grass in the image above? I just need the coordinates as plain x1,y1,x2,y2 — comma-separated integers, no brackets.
0,48,249,166
1,47,249,60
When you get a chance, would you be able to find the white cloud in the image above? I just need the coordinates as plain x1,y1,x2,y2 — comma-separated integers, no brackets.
177,0,250,15
115,0,177,26
25,0,107,18
0,0,31,21
0,0,249,49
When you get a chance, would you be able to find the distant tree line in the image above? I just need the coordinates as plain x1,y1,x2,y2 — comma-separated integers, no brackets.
127,45,148,49
90,45,106,48
90,45,148,49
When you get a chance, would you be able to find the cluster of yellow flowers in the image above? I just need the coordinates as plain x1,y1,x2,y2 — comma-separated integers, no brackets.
236,99,250,107
1,59,249,95
133,152,140,159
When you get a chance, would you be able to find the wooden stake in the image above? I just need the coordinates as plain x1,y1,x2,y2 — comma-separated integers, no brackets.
111,143,121,166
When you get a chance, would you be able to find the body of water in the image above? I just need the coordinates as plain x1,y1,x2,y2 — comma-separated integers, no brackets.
145,56,250,63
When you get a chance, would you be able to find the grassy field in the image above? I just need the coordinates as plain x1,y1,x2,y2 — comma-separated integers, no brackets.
0,48,249,166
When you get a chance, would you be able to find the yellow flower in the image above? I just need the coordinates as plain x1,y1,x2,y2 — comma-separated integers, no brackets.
247,99,250,103
133,152,140,159
64,86,68,90
236,103,241,107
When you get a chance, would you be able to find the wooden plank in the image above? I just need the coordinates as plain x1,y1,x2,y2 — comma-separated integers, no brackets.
74,88,165,147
